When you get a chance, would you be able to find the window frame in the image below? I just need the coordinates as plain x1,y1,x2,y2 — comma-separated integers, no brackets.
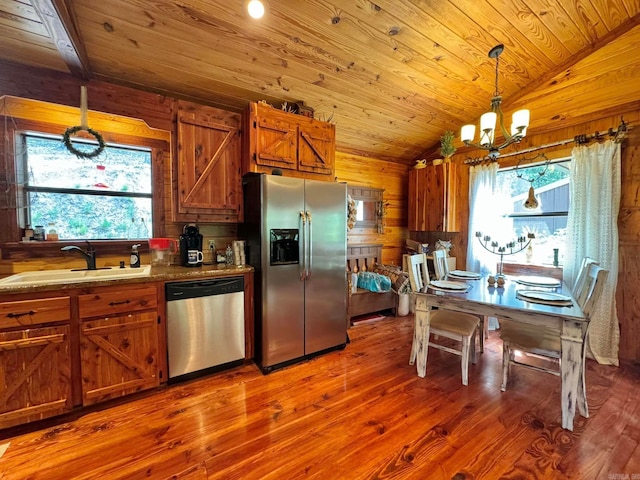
496,157,571,266
19,132,155,241
0,112,168,258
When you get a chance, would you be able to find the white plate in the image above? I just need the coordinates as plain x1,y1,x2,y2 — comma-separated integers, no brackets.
449,270,481,279
516,276,562,287
517,290,572,302
430,280,469,290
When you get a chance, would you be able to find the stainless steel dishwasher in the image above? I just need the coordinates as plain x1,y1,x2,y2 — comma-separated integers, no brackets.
166,277,245,381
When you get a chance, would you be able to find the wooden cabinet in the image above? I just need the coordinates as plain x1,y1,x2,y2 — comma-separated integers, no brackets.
78,286,159,406
0,297,72,429
408,162,459,232
174,100,243,223
244,102,335,179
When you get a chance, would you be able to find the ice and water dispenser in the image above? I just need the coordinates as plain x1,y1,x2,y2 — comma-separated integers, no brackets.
270,229,299,265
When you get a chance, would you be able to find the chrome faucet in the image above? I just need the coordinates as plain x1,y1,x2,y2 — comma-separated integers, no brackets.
61,241,97,270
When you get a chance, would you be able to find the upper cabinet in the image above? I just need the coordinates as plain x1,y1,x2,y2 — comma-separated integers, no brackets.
243,102,335,179
174,100,243,223
408,162,459,232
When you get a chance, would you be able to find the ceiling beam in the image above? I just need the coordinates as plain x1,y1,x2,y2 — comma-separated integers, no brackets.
31,0,91,80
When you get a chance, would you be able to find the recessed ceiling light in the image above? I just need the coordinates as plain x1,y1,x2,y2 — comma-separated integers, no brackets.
247,0,265,19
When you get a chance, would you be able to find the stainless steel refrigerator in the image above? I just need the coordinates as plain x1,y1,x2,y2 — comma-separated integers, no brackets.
242,173,347,373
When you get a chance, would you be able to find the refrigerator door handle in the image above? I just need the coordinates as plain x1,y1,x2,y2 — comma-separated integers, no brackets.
306,210,313,279
299,210,307,281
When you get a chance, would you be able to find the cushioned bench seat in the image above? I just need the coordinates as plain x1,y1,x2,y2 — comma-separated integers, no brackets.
346,244,409,326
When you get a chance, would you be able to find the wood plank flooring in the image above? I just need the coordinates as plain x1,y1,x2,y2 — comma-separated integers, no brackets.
1,315,639,480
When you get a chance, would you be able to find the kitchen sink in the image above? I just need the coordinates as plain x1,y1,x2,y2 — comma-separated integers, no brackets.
0,265,152,287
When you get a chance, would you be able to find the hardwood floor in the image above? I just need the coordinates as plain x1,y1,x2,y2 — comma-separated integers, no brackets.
1,315,639,480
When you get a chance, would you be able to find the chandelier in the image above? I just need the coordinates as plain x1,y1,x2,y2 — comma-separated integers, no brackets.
460,44,530,160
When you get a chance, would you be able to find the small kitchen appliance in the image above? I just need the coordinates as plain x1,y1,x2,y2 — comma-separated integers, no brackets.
179,224,204,267
148,237,178,266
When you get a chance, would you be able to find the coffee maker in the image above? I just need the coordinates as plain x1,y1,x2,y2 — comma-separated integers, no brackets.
179,224,203,267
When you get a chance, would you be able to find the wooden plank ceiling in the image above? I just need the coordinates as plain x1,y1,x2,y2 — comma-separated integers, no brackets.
0,0,639,164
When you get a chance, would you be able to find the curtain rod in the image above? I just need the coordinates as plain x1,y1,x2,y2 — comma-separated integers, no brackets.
464,117,629,165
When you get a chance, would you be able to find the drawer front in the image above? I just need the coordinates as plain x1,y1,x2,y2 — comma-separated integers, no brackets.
79,287,157,319
0,297,70,329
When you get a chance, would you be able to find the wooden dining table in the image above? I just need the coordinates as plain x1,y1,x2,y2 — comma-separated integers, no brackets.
410,275,588,431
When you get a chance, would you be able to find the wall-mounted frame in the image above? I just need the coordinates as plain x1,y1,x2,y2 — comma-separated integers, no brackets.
347,185,384,233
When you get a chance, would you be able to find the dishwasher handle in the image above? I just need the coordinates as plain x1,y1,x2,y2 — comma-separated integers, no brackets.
166,277,244,301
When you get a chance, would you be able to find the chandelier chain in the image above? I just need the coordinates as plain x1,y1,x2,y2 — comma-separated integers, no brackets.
494,54,500,98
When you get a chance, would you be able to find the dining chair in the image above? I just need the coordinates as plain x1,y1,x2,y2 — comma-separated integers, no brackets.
405,254,480,386
432,249,450,280
432,248,488,349
500,263,608,394
403,253,429,291
572,256,599,297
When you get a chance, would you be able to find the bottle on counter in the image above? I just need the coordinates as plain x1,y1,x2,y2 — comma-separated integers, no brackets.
127,217,136,239
46,223,59,241
24,224,34,241
33,225,45,241
225,245,233,265
130,244,141,268
139,218,149,239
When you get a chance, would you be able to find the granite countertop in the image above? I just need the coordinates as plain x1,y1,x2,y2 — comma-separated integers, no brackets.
0,263,254,295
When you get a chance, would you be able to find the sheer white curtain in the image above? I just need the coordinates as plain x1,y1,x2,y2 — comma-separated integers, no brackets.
564,140,621,365
467,163,500,275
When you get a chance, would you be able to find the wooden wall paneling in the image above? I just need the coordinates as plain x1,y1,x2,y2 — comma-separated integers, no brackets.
617,126,640,362
0,60,175,132
336,151,410,267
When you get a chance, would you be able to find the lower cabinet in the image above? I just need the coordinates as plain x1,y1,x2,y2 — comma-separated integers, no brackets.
0,285,160,429
0,296,72,429
0,325,72,429
80,312,159,406
78,286,159,406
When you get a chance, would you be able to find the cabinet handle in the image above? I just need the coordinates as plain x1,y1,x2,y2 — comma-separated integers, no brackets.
108,300,131,306
7,310,36,319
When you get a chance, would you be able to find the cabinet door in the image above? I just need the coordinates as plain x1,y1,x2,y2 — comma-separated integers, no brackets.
175,101,242,223
254,111,298,170
80,312,159,406
0,325,71,429
245,102,336,180
408,162,458,232
297,121,335,175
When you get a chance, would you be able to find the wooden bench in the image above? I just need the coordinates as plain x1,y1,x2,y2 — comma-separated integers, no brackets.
347,243,397,326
